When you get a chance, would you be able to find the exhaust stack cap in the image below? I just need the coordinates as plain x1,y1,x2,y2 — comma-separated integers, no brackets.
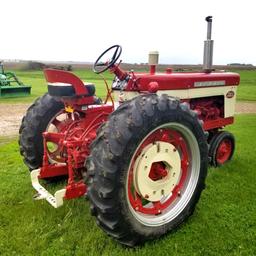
203,16,214,73
148,51,159,66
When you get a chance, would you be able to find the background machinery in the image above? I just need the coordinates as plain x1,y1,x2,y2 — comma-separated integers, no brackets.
0,61,31,98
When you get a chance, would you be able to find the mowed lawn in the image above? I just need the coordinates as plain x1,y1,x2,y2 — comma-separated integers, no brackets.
0,69,255,104
0,114,256,255
236,70,256,101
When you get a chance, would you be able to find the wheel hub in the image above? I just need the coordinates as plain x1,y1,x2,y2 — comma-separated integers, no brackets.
133,141,181,202
217,139,232,164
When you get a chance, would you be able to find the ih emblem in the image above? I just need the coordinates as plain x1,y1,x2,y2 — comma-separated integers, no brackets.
226,91,235,98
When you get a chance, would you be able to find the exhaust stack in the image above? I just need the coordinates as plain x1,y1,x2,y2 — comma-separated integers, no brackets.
203,16,214,73
148,51,159,75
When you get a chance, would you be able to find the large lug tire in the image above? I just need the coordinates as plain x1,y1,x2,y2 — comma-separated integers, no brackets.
19,93,64,171
209,131,235,167
86,94,208,246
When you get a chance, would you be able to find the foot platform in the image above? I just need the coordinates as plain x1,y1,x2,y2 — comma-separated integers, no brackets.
31,169,66,208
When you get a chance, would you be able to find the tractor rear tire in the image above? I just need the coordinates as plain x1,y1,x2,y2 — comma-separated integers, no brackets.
86,94,208,246
19,93,64,171
209,131,235,167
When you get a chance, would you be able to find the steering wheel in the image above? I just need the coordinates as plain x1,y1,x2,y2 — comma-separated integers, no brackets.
93,45,122,74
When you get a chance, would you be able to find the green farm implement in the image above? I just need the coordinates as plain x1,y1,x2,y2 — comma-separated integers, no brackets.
0,61,31,98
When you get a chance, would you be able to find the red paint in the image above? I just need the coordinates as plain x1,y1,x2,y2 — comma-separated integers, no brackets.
149,162,168,181
190,97,224,122
125,72,240,91
38,103,112,200
65,181,87,199
149,65,156,75
203,117,234,130
166,68,173,74
38,67,115,201
216,139,232,164
127,128,189,215
44,69,88,96
39,164,68,179
189,97,234,130
44,69,95,105
148,81,159,93
109,65,128,81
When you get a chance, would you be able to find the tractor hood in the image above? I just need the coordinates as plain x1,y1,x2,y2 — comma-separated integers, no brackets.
126,72,240,91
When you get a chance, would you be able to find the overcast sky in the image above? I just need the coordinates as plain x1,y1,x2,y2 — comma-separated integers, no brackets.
1,0,256,65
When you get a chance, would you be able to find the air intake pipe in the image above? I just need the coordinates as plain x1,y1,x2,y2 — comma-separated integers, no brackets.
203,16,214,73
148,51,159,75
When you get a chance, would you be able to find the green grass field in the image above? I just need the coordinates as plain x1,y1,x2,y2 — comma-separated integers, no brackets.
0,69,255,104
236,70,256,101
0,114,256,255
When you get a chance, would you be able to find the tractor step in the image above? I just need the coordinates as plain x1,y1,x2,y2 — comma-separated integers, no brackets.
31,169,66,208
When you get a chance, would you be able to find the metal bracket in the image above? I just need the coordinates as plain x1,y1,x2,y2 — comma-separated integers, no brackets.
31,169,66,208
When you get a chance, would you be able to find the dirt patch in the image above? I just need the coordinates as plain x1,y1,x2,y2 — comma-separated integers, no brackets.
0,102,255,137
0,104,30,137
235,102,256,114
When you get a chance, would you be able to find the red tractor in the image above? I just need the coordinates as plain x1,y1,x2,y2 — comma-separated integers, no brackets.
19,17,239,246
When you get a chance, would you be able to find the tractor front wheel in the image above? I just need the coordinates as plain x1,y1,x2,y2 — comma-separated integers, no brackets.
86,94,208,246
209,131,235,167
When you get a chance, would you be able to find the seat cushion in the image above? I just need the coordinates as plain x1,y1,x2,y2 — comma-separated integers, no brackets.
48,82,95,97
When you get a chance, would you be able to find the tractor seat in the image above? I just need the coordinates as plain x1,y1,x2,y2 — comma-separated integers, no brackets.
48,82,95,97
